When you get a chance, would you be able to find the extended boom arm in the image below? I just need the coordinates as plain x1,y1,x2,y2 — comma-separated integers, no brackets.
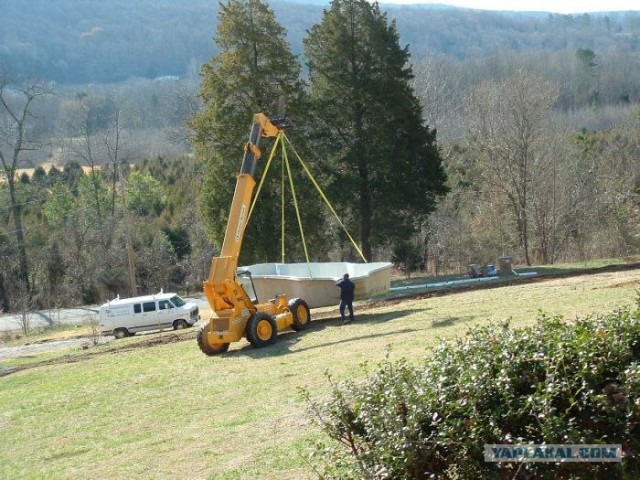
197,112,311,356
203,114,287,317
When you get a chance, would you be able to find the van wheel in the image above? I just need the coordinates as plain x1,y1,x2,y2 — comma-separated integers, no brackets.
113,328,129,339
174,319,188,330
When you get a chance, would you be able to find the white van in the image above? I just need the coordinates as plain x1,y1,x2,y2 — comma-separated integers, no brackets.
99,292,200,338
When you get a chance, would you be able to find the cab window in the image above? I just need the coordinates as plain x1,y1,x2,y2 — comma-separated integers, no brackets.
159,300,172,310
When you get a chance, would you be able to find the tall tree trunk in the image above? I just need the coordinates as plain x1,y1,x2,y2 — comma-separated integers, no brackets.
7,178,31,295
0,271,9,312
520,154,531,266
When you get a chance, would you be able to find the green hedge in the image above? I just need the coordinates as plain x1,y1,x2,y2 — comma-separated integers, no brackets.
304,300,640,479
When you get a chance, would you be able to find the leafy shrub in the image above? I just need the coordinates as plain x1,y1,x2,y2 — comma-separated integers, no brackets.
303,302,640,479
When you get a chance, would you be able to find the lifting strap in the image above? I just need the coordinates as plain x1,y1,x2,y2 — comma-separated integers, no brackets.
281,145,285,263
246,131,367,269
247,132,282,222
282,139,312,266
283,133,366,262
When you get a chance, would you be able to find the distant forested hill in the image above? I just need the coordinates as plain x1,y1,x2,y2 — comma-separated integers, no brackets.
1,0,639,84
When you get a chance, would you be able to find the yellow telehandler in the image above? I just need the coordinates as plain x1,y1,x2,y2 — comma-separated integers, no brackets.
197,113,311,355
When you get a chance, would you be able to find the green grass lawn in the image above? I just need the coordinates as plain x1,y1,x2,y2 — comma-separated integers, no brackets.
1,268,639,479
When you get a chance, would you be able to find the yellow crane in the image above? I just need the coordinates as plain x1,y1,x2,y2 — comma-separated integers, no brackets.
197,113,311,355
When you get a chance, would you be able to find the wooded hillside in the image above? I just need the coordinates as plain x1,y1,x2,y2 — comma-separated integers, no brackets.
2,0,639,83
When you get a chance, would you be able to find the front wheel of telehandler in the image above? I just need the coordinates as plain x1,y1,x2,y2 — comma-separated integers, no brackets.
197,322,230,355
289,298,311,331
246,312,277,348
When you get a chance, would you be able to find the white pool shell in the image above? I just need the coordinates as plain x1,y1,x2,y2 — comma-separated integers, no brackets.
239,262,392,309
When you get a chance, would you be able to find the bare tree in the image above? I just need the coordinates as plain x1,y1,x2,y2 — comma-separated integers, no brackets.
61,93,132,251
163,80,200,149
528,128,573,264
412,55,470,269
412,55,467,142
466,68,559,265
14,276,34,335
103,105,125,217
63,92,111,219
0,76,52,301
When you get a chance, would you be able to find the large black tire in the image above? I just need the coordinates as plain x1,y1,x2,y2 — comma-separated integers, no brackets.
245,312,277,348
113,328,129,339
197,322,230,355
289,298,311,332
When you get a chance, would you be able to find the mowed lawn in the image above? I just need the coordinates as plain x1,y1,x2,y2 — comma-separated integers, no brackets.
1,269,639,479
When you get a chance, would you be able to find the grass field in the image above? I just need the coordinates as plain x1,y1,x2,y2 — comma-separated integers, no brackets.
1,267,639,479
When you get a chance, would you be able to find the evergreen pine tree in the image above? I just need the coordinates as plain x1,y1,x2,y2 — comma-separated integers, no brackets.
304,0,448,260
190,0,313,264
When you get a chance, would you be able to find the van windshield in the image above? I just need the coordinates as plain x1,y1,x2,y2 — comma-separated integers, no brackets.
170,295,186,307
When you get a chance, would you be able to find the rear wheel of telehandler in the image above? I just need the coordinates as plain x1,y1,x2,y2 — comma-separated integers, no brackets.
197,322,230,355
246,312,277,348
289,298,311,331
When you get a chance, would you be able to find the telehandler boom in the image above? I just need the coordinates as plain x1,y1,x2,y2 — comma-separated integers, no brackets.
197,113,311,355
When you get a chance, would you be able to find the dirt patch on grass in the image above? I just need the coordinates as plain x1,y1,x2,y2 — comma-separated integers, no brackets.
0,332,193,377
605,280,640,289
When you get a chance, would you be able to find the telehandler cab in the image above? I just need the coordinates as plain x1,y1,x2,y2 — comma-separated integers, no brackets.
197,113,311,355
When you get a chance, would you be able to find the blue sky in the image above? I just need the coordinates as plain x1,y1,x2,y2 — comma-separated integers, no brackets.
381,0,639,13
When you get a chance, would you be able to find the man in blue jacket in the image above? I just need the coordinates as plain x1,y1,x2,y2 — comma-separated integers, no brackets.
336,273,356,324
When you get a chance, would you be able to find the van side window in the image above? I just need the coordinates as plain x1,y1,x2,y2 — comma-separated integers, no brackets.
134,304,141,314
143,302,156,312
159,300,172,310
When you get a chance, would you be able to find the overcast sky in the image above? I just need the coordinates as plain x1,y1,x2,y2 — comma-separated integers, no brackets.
382,0,639,14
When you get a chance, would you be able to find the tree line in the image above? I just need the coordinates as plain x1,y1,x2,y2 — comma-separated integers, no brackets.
1,0,639,314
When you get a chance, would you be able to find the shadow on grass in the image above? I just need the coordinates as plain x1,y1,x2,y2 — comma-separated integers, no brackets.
430,315,476,328
230,308,425,358
238,327,422,358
